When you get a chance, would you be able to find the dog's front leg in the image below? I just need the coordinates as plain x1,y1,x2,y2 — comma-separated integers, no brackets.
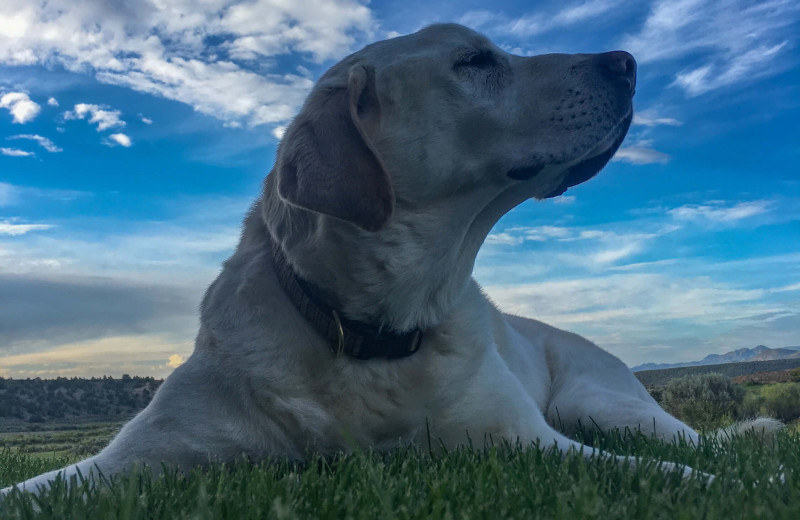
430,349,697,478
1,354,272,497
428,348,572,451
1,415,169,497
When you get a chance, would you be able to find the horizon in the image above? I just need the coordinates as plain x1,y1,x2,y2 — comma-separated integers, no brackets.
3,343,800,380
1,0,799,378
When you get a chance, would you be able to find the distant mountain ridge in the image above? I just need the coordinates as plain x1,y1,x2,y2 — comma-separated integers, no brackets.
631,345,800,372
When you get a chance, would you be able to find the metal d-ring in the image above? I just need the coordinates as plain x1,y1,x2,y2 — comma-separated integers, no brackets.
408,330,422,352
331,310,345,358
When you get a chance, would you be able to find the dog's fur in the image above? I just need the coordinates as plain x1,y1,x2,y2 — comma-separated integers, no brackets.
2,24,779,495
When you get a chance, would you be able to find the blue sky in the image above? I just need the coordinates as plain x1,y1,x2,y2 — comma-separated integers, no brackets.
0,0,798,378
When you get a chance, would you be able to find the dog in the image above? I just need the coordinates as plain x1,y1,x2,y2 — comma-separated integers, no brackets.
3,23,774,496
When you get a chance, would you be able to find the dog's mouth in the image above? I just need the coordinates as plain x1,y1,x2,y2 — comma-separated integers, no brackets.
507,110,632,198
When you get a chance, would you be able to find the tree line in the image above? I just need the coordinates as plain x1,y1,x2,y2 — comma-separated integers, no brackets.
0,376,161,424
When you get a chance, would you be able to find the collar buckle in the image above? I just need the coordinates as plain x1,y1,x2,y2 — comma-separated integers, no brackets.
408,330,423,353
331,309,345,358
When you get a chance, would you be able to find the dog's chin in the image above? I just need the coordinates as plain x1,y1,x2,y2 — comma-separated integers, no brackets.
507,112,632,198
541,113,632,198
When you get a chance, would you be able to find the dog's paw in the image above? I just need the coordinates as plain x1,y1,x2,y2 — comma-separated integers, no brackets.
714,417,783,442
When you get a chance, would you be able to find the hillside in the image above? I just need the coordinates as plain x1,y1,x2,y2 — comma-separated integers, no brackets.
634,358,800,388
0,376,161,429
631,345,800,372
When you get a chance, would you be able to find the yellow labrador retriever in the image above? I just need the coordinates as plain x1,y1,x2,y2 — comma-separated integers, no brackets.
3,23,776,495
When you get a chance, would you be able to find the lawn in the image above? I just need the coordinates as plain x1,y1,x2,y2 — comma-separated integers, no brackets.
2,429,799,519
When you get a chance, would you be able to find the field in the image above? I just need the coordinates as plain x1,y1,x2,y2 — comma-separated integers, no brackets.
0,421,122,459
2,427,800,518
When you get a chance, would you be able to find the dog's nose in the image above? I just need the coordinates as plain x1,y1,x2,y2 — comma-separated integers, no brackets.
596,51,636,96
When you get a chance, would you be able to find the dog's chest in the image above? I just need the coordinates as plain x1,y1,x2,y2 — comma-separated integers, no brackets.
300,305,515,447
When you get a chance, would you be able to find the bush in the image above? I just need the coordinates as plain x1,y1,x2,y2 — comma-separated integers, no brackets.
738,382,800,423
661,373,744,430
739,390,765,418
759,383,800,422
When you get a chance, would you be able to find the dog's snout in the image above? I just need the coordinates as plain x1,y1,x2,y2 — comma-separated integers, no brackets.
596,51,637,96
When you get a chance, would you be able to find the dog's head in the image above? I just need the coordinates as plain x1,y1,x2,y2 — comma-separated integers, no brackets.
273,23,635,233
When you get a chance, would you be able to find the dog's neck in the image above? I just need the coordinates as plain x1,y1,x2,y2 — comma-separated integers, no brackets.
258,173,497,333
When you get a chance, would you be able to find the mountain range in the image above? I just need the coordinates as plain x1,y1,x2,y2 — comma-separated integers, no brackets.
631,345,800,372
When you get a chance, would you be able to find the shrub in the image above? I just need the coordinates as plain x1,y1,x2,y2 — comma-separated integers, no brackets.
760,383,800,422
739,390,765,418
661,373,744,430
738,382,800,423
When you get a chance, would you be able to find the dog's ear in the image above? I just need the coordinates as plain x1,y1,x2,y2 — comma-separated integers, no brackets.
276,64,394,232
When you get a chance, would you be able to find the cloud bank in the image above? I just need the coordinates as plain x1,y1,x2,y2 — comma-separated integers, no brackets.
0,0,377,127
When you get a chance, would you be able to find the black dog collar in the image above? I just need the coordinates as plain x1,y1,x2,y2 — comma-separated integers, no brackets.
269,234,423,360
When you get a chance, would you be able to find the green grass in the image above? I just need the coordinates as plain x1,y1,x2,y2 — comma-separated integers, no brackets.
2,429,800,519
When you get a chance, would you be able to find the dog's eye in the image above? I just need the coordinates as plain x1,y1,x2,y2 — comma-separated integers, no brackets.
455,50,496,70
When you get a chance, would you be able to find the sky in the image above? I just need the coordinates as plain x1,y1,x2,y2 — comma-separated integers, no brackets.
0,0,798,378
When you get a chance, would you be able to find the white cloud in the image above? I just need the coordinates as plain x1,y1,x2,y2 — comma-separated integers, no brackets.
459,11,501,31
487,273,769,327
481,223,683,278
479,249,800,367
0,219,53,236
551,0,624,26
669,200,772,223
489,225,639,245
485,232,524,246
633,110,682,127
0,147,34,157
622,0,799,94
590,242,644,264
0,335,194,379
772,282,800,293
7,134,62,152
64,103,125,131
575,230,616,241
0,91,40,123
0,195,245,281
673,42,789,96
568,231,669,267
485,225,671,268
272,125,287,140
0,0,376,127
526,226,573,241
612,146,670,165
108,133,132,147
139,114,153,125
461,0,623,37
166,353,186,368
553,196,576,205
47,97,58,107
219,0,374,60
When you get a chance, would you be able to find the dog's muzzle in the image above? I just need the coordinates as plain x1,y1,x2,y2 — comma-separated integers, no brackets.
509,50,636,196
